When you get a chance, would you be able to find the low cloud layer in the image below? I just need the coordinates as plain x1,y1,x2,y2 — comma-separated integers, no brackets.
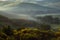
0,0,60,21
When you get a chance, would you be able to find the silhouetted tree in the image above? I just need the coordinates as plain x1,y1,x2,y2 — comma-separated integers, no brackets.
2,25,13,36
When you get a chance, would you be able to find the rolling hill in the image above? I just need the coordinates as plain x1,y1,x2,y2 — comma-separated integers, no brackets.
8,3,60,15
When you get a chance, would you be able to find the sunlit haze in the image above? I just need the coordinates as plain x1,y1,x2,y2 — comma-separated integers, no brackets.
0,0,8,1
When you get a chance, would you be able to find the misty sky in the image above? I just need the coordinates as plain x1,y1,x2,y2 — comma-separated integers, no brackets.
0,0,60,20
0,0,60,10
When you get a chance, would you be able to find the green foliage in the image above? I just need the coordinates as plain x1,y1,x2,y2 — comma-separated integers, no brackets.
0,24,60,40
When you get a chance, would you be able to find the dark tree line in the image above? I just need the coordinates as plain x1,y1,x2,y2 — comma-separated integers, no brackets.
36,16,60,24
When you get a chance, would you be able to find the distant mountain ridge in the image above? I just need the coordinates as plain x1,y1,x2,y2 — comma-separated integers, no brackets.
8,3,60,16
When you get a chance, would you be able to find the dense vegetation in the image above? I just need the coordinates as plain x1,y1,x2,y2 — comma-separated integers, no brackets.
0,15,60,40
0,24,60,40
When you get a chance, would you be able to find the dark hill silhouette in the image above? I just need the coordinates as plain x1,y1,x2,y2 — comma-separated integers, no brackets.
12,19,40,28
0,15,40,28
0,15,9,22
0,15,13,28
